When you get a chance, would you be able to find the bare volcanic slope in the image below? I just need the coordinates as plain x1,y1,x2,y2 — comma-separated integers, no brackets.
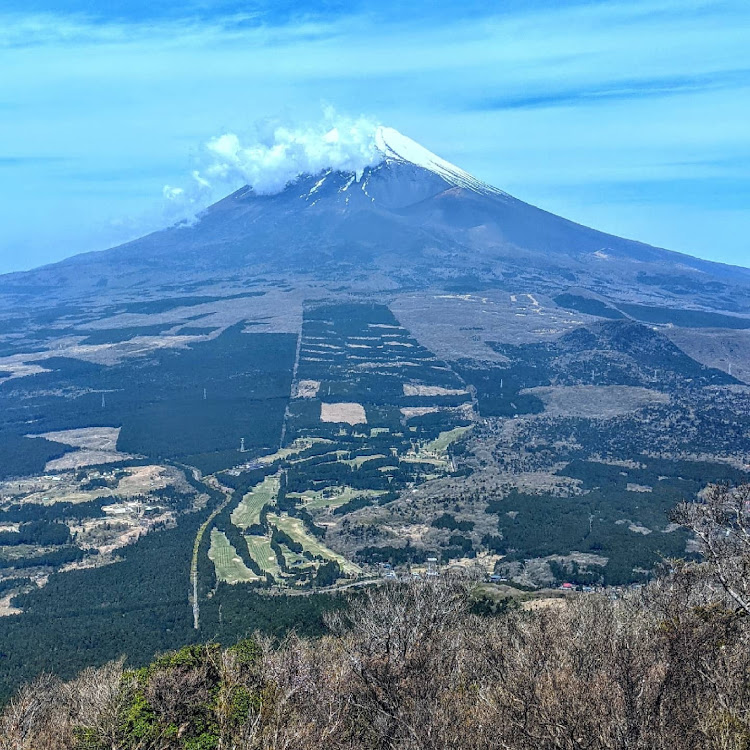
1,130,750,702
1,127,749,315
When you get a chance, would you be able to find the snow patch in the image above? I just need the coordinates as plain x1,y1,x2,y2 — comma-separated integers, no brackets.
164,112,507,216
374,126,507,198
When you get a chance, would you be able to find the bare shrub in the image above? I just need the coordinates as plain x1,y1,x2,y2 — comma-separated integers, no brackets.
6,486,750,749
672,483,750,615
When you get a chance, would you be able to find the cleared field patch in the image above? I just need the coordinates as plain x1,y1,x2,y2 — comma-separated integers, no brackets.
320,402,367,425
28,426,134,470
400,406,440,420
33,427,121,451
244,535,282,577
0,464,183,508
403,384,468,397
293,485,386,511
269,513,361,575
425,426,472,454
294,379,321,399
208,529,260,584
231,475,279,530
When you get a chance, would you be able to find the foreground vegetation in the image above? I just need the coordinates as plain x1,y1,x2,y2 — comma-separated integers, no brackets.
4,484,750,750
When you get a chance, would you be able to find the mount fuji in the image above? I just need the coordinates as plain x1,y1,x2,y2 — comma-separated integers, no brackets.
2,126,749,314
2,127,750,698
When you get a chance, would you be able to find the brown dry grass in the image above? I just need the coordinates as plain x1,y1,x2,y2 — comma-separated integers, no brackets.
320,402,367,425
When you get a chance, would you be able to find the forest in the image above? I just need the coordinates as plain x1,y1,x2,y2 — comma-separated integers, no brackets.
4,484,750,750
0,325,297,478
0,493,340,704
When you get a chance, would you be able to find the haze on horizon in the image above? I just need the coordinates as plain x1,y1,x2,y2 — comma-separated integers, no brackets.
1,0,749,274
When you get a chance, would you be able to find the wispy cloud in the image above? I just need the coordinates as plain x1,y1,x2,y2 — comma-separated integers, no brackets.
473,69,750,111
0,155,68,166
0,0,749,271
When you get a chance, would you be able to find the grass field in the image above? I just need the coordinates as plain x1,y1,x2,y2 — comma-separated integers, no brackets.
244,534,282,578
290,486,386,511
341,454,386,468
425,426,472,454
269,513,362,576
400,455,449,467
231,476,279,529
257,438,332,466
207,529,260,584
280,544,312,570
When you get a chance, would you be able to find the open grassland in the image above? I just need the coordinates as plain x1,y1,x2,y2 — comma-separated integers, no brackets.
257,438,331,465
270,513,362,575
289,485,386,511
207,529,260,584
425,426,472,454
231,476,279,529
523,385,670,418
244,535,282,577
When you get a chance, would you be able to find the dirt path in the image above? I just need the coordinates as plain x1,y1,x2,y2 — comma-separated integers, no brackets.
189,474,234,630
279,327,303,450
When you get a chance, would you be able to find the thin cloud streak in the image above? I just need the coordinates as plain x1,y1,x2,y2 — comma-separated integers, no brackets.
0,0,749,271
472,70,750,111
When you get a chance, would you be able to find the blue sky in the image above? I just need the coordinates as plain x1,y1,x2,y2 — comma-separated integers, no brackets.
0,0,749,273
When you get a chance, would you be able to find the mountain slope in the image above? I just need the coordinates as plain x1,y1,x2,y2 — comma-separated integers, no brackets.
1,128,750,700
1,126,749,314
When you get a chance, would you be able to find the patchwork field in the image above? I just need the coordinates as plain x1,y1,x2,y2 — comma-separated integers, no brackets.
198,303,478,589
208,530,260,584
3,296,750,636
231,475,279,529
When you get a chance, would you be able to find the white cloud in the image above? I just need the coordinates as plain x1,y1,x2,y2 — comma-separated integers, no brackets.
198,111,381,192
1,0,750,271
162,109,382,215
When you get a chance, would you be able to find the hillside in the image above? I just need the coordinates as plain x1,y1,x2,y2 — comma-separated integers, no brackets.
0,127,749,701
5,521,750,750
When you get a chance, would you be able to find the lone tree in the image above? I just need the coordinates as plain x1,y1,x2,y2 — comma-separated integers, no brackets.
672,482,750,616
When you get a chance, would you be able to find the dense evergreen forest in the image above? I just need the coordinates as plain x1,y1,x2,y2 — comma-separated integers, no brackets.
0,501,341,703
0,325,297,479
5,482,750,750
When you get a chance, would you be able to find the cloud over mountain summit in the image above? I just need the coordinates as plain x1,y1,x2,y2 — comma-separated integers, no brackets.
164,110,383,209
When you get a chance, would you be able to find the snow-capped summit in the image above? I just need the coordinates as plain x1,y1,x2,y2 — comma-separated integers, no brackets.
373,126,506,198
291,126,507,210
32,123,749,308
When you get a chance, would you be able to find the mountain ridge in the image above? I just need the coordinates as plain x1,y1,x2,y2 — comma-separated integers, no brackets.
1,128,749,315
